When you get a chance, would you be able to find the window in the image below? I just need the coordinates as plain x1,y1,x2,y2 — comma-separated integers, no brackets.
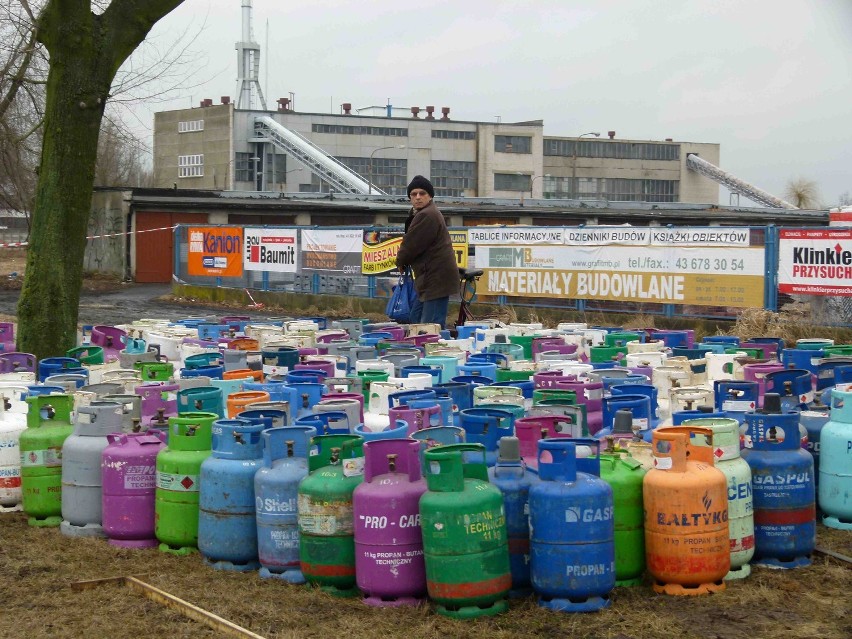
495,135,532,154
178,119,204,133
336,156,408,195
543,139,679,161
431,160,477,197
178,154,203,178
311,124,408,137
432,129,476,140
543,177,679,202
265,152,287,185
494,173,531,192
234,152,253,182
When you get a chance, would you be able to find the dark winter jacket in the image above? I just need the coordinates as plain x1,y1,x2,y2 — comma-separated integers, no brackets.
395,201,458,301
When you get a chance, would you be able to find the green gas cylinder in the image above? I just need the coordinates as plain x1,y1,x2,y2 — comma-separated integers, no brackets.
298,434,365,596
20,394,75,527
420,443,510,619
599,438,647,586
137,361,175,382
532,388,577,405
154,412,215,554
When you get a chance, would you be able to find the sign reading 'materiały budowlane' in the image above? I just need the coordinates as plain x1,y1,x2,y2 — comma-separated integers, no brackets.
471,226,765,308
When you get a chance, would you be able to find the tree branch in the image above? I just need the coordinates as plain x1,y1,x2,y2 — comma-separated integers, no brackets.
101,0,185,75
0,27,38,120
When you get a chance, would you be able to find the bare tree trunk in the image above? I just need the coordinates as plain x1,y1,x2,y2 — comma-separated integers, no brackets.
16,0,184,358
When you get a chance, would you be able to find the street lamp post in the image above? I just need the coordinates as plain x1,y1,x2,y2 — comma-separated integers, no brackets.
530,173,551,201
368,145,406,195
572,132,600,199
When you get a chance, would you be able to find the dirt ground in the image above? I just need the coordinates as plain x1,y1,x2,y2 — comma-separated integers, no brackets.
0,512,849,639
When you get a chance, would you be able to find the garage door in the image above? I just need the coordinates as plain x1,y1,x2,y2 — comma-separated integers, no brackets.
135,212,208,283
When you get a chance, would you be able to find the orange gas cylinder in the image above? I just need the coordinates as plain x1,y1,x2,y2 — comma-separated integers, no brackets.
643,426,730,595
226,391,270,418
223,368,264,383
228,338,259,351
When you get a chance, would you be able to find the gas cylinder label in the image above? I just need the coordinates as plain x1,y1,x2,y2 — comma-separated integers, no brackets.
156,472,199,492
20,448,62,467
342,456,365,477
723,400,754,411
564,506,613,523
0,467,21,488
634,417,649,431
461,510,505,540
653,456,673,470
263,365,288,376
268,527,299,549
124,465,156,490
363,549,423,566
298,494,353,534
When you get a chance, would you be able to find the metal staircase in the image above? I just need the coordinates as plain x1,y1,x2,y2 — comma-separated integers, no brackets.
253,115,382,194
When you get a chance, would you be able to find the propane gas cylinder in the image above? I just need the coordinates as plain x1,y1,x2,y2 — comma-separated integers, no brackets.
488,436,539,596
102,431,166,547
60,401,124,537
529,439,615,612
0,389,27,512
599,439,647,587
255,426,317,582
20,394,75,526
420,443,510,619
682,418,755,580
742,393,816,568
155,412,215,554
298,434,365,596
644,426,730,595
819,384,852,529
198,418,265,570
353,438,428,606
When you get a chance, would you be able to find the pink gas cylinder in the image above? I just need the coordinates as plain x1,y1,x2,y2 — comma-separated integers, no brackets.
101,431,166,547
135,381,179,426
353,438,427,606
516,415,583,471
743,362,785,402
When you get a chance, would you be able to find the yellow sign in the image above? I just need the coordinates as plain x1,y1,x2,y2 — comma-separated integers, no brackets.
482,268,764,308
450,231,468,268
361,235,402,275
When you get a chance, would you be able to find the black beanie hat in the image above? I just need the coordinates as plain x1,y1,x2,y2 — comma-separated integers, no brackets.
407,175,434,198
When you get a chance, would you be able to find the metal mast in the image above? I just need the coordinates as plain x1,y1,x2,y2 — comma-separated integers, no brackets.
235,0,266,110
686,153,797,209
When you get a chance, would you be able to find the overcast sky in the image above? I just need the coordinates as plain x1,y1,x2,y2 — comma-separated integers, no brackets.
134,0,852,207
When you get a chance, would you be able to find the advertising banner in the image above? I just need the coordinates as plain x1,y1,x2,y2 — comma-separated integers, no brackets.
243,228,298,273
778,228,852,296
472,226,764,308
301,229,363,275
187,227,243,277
361,230,403,276
450,230,469,268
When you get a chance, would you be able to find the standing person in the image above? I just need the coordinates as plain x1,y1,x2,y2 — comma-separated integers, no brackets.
395,175,458,328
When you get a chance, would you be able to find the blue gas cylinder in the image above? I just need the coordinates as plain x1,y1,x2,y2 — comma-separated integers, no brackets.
458,408,514,466
488,437,540,596
255,425,317,581
198,418,265,570
819,385,852,529
529,438,615,612
714,380,758,425
741,394,815,568
764,369,814,411
800,409,829,490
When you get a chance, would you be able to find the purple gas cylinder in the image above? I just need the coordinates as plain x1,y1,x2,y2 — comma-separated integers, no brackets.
353,438,427,606
101,431,166,547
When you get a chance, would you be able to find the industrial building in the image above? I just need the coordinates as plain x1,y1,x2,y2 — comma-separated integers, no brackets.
153,100,721,204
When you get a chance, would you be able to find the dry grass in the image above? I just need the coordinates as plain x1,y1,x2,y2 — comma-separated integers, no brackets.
729,307,852,346
1,512,849,639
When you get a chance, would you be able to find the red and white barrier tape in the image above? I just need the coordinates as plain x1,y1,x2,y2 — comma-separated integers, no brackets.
0,224,178,249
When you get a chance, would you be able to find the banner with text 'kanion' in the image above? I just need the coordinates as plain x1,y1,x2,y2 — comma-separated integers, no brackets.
471,226,764,308
187,227,244,277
